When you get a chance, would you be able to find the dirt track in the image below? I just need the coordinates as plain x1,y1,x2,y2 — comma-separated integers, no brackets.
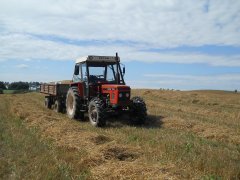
2,90,240,179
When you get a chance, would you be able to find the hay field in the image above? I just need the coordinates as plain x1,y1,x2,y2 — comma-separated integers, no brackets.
0,90,239,179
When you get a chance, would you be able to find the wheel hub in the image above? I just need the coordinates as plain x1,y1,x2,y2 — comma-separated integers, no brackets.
90,108,98,122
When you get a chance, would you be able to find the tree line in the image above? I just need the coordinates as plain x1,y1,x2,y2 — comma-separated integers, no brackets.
0,81,41,90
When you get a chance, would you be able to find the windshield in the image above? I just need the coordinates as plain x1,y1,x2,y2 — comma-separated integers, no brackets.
88,64,123,84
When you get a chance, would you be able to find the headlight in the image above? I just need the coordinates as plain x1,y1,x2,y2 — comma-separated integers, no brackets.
126,93,130,98
119,93,123,98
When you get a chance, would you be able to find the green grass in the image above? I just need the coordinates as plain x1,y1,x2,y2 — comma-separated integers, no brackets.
2,89,28,94
0,99,90,180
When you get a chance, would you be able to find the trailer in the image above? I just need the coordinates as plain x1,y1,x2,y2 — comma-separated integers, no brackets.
40,82,70,112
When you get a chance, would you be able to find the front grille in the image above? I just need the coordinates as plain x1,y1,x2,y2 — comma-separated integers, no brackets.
118,92,130,101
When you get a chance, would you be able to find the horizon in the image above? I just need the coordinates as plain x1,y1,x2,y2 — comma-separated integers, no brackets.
1,80,239,92
1,0,240,91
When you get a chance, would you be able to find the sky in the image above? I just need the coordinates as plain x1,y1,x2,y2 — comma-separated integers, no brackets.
0,0,240,90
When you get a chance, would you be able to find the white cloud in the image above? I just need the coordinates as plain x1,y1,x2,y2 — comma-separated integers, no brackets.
144,73,240,81
0,0,239,66
138,73,240,90
124,51,240,66
16,64,29,68
0,33,240,66
0,0,240,47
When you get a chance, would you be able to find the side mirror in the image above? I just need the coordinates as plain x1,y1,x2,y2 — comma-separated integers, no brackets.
74,65,79,75
123,67,125,75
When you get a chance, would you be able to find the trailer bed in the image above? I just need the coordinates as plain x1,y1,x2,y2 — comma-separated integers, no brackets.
40,83,70,96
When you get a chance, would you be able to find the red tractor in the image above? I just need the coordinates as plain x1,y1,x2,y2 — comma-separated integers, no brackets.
41,53,147,127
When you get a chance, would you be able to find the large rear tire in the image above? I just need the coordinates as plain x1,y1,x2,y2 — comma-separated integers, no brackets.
66,87,84,120
130,96,147,125
88,98,106,127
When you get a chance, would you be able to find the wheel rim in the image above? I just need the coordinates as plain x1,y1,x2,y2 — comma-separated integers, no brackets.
45,98,50,108
90,107,98,123
54,102,58,111
67,94,74,115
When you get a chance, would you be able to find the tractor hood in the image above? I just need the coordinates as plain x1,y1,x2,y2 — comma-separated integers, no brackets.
101,84,130,91
101,84,131,106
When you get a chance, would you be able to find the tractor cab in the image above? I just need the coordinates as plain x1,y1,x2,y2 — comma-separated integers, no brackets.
66,53,147,127
71,54,129,102
73,55,125,85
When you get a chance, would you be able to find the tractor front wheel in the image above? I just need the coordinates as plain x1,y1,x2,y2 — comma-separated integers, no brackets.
88,98,106,127
66,87,84,120
130,96,147,125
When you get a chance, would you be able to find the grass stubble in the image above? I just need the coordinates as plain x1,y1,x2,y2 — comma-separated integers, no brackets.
0,90,239,179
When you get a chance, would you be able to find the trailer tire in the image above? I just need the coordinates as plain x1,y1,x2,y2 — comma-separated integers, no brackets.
45,97,51,109
66,87,84,120
88,98,106,127
54,99,62,113
130,96,147,125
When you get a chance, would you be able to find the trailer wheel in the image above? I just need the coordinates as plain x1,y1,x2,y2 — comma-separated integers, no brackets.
45,97,51,109
130,96,147,125
66,87,84,120
54,99,62,113
88,98,106,127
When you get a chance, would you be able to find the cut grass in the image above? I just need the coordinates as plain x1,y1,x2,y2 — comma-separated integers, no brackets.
0,99,91,180
102,126,240,178
0,90,240,179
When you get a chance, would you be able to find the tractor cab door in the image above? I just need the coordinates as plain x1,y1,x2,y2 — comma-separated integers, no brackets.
81,62,88,98
72,63,87,98
87,65,101,98
73,63,81,82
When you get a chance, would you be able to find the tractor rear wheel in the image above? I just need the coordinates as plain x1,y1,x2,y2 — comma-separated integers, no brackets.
54,99,62,113
130,96,147,125
45,97,51,109
88,98,106,127
66,87,84,120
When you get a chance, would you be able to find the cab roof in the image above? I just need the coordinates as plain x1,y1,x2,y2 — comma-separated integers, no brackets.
75,55,119,64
